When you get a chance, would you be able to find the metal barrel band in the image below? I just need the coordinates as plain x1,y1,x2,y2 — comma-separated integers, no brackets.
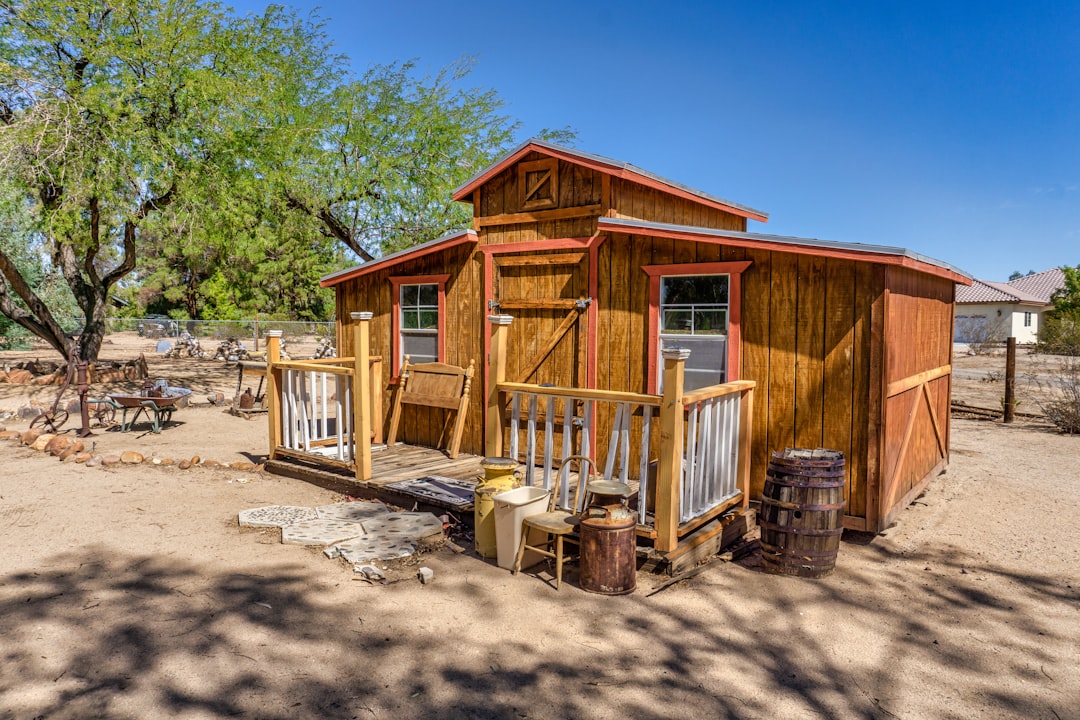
760,545,841,560
758,520,845,537
764,477,846,490
759,498,847,512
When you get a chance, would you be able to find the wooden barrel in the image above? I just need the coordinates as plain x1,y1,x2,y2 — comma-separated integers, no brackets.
759,448,846,578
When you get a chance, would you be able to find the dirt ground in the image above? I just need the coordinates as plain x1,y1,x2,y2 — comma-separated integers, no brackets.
0,339,1077,719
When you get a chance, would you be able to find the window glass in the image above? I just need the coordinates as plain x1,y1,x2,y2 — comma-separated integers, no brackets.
659,274,730,391
400,283,439,365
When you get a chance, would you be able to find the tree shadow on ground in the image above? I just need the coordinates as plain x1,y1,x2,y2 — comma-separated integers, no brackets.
0,538,1075,719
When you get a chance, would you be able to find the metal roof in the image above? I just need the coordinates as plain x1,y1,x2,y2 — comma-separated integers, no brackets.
319,229,478,288
452,138,770,222
598,216,973,282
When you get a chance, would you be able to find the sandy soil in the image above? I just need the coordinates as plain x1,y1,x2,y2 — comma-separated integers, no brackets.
0,340,1077,719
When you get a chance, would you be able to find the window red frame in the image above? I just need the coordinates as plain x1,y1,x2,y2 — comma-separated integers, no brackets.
642,261,752,394
390,274,450,377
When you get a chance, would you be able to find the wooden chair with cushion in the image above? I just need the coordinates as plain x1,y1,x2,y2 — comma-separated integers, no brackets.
512,454,597,590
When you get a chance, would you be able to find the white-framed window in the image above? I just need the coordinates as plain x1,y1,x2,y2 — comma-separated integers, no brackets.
399,283,439,366
1024,312,1033,328
659,274,730,391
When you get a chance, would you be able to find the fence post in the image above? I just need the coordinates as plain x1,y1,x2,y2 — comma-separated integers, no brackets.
352,312,373,481
486,314,513,458
1004,336,1016,423
265,330,283,461
656,347,689,553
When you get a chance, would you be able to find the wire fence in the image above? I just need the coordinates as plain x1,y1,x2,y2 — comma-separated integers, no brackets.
104,318,335,342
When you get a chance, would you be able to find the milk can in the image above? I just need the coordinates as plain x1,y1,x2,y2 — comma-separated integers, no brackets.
474,457,521,558
579,480,637,595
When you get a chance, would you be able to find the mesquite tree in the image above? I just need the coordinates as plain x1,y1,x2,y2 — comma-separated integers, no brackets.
0,0,339,360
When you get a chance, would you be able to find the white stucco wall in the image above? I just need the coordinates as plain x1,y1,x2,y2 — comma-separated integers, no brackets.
955,303,1041,344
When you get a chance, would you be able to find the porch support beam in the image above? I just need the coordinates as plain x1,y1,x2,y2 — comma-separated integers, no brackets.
266,331,283,461
352,312,373,481
656,347,689,553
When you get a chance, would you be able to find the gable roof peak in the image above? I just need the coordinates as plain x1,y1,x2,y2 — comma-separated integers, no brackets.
452,137,769,222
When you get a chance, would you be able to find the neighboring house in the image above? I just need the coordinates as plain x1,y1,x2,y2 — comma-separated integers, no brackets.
319,139,971,533
955,268,1065,344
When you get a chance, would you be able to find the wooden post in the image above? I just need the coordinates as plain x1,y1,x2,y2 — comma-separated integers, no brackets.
486,314,513,458
656,347,689,553
736,381,755,510
369,357,384,445
265,330,283,460
1004,336,1016,423
352,312,373,480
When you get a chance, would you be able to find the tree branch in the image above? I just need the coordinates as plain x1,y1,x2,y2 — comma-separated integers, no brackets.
0,248,69,356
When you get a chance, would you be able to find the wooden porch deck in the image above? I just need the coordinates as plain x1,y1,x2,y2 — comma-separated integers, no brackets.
266,443,485,509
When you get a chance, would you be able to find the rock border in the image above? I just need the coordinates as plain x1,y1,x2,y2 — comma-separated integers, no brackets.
0,425,264,473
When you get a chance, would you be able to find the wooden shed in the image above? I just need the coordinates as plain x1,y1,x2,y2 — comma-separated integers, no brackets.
317,139,971,535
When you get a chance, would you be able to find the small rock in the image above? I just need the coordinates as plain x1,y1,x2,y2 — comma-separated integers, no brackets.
20,428,43,445
190,455,201,465
74,452,93,463
120,450,144,464
0,430,21,441
417,567,434,584
47,436,74,455
30,433,56,451
18,404,43,420
85,455,104,467
101,454,122,466
178,459,192,470
202,459,221,468
159,457,175,466
6,369,33,384
229,461,256,471
58,445,81,461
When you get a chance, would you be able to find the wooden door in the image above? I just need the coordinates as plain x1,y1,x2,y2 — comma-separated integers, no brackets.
492,251,590,388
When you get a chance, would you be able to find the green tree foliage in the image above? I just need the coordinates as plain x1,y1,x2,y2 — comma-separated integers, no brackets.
0,1,573,359
1039,265,1080,355
0,0,341,359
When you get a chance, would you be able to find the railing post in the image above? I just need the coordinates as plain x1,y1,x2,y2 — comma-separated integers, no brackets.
656,347,689,553
486,314,513,458
352,312,373,481
369,357,383,445
737,381,755,510
265,330,283,461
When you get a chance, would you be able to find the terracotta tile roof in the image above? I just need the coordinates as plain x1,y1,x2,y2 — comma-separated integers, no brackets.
1006,268,1066,303
956,278,1047,305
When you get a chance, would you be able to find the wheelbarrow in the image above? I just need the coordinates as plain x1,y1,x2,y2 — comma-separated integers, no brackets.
102,384,191,433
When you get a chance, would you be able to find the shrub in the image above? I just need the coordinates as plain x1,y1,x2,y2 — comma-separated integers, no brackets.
1035,356,1080,434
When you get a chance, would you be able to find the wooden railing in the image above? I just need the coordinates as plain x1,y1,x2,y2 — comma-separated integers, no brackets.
265,314,382,481
498,382,660,515
487,315,754,552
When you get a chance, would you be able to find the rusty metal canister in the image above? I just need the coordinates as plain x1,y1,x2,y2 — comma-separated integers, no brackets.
579,505,637,595
474,457,521,558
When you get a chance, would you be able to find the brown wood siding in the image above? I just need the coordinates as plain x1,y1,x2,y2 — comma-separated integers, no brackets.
610,178,748,232
878,266,954,529
336,243,484,454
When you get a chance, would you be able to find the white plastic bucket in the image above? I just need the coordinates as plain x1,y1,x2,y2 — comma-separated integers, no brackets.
492,486,550,570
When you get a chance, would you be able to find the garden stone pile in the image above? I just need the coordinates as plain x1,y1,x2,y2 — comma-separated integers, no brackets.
239,501,445,568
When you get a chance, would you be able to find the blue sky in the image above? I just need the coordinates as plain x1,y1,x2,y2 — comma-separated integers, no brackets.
230,0,1079,281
